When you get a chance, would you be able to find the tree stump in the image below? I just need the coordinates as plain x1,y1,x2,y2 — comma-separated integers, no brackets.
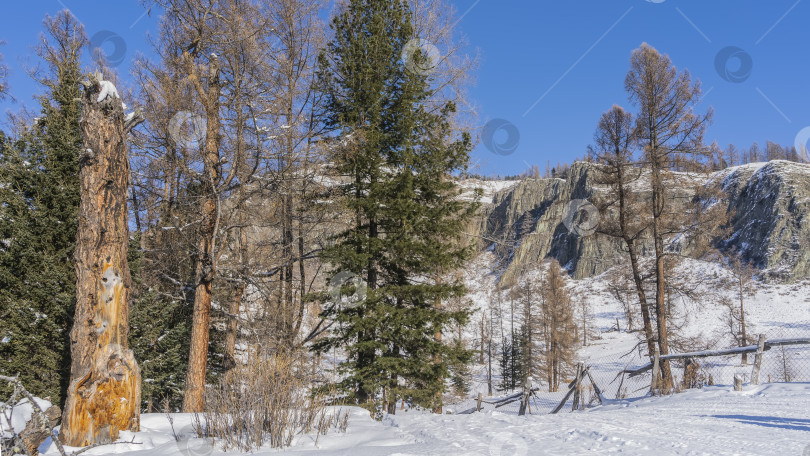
59,74,141,447
682,358,700,389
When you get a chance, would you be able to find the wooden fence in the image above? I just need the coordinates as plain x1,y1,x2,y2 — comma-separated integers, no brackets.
459,334,810,416
621,335,810,392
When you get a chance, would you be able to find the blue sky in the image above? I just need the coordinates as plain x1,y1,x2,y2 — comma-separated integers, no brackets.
1,1,808,176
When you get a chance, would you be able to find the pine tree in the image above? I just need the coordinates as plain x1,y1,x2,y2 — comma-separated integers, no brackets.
509,329,523,391
313,0,476,412
126,234,192,412
449,340,471,398
0,12,83,406
497,337,512,392
517,323,531,384
497,327,527,392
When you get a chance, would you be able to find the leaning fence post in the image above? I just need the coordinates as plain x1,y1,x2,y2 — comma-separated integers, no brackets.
751,334,766,385
650,344,660,395
571,363,583,411
476,392,483,412
518,377,531,416
586,368,604,405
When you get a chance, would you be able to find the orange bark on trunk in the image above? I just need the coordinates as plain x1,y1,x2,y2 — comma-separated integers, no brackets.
60,75,141,447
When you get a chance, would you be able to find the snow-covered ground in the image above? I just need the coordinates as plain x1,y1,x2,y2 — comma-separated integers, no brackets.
30,383,810,455
21,250,810,455
454,252,810,407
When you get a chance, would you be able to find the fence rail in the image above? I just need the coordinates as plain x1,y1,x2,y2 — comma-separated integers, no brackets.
623,336,810,378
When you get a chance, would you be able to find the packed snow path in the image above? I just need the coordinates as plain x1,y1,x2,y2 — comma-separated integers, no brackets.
37,382,810,455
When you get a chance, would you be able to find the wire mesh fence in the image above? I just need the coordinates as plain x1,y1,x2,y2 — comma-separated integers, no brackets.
449,326,810,416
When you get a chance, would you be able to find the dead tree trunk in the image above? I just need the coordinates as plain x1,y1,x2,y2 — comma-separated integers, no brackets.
60,75,142,447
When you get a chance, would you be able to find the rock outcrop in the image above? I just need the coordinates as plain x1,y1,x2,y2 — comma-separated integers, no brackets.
472,160,810,285
717,161,810,281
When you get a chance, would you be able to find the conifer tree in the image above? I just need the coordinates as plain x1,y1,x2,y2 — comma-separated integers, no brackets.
126,234,193,412
497,337,512,392
313,0,475,413
0,11,83,406
509,329,524,391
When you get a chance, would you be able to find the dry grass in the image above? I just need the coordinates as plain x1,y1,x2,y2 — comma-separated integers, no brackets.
194,349,348,452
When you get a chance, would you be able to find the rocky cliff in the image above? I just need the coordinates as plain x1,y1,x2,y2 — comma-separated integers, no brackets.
471,160,810,285
717,160,810,282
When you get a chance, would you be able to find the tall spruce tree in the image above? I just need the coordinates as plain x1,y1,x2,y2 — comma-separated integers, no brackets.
313,0,476,413
0,11,83,406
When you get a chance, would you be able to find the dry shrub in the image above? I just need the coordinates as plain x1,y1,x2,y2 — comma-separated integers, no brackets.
196,349,348,452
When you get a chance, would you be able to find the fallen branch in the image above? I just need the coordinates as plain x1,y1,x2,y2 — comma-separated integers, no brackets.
0,375,67,456
70,436,142,455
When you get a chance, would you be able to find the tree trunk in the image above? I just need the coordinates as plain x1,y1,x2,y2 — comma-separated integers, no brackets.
651,165,674,391
60,76,141,447
479,316,485,364
487,312,493,396
183,54,222,413
434,278,442,414
387,373,397,415
616,161,656,358
627,244,656,358
739,279,748,365
223,283,244,374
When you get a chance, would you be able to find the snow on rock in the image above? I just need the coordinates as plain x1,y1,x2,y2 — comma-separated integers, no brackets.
96,80,120,103
0,397,53,438
457,178,520,204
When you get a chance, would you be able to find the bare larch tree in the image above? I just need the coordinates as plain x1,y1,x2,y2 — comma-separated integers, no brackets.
625,43,712,391
590,105,656,359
